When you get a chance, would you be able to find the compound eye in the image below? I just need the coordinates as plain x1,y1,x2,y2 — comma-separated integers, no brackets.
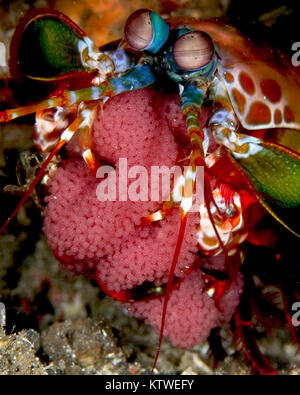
124,9,153,51
124,9,169,53
173,31,215,71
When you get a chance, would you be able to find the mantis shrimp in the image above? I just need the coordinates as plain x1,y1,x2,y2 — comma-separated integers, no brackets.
0,8,300,374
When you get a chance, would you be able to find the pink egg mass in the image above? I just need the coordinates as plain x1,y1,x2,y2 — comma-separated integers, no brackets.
43,87,251,348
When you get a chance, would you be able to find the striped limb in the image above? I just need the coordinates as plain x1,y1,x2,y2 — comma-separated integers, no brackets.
0,65,155,123
150,81,207,372
0,84,111,123
0,114,85,233
146,81,207,224
1,101,110,232
0,65,156,233
0,104,101,233
77,102,100,176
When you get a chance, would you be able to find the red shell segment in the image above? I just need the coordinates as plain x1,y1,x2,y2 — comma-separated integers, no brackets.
274,109,282,125
239,71,255,95
246,101,272,125
284,106,295,123
232,88,246,115
224,71,234,83
260,79,282,103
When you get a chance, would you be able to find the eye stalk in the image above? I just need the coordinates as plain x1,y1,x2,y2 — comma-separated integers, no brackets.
173,31,215,71
124,9,169,53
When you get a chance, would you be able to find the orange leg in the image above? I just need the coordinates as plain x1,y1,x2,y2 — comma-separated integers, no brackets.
77,102,100,176
0,113,86,234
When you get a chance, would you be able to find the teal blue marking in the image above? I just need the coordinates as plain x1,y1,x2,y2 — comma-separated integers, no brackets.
110,65,155,95
145,12,170,53
180,82,205,110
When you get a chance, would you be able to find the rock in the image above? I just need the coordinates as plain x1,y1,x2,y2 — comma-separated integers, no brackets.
0,327,47,375
41,318,130,374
